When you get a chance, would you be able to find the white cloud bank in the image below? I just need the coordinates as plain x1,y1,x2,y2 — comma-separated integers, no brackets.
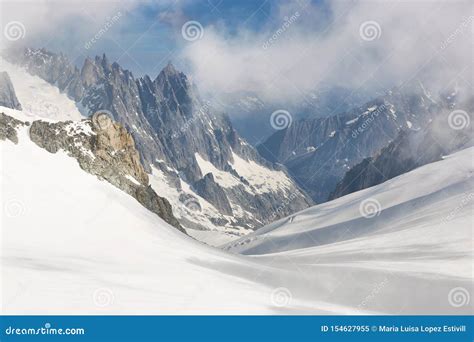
180,0,472,103
0,0,471,105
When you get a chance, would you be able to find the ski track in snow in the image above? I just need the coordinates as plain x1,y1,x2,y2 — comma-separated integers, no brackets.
2,124,473,314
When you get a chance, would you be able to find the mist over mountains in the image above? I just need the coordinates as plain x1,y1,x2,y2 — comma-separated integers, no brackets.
1,47,314,243
2,41,472,240
0,0,472,319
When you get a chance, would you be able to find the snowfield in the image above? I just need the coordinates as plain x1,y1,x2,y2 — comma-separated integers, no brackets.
1,129,273,314
148,166,245,246
1,126,473,314
0,58,84,121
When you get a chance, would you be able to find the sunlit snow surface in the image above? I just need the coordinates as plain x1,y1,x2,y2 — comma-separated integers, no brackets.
0,58,84,121
2,123,472,314
1,130,273,314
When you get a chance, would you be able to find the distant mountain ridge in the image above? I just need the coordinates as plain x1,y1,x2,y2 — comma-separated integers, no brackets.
0,109,182,231
2,48,312,241
0,71,21,110
257,82,455,202
329,98,474,200
217,86,371,145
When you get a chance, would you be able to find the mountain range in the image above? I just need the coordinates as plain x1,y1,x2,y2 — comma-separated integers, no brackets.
1,48,312,244
257,82,468,203
1,44,472,315
216,86,371,145
3,105,471,313
1,47,472,246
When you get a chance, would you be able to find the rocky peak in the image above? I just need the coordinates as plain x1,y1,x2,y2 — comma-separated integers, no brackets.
258,83,442,202
90,111,149,185
0,71,22,110
81,57,101,87
95,53,111,75
4,47,313,237
154,62,193,109
7,48,84,99
329,105,474,201
22,112,182,231
161,61,179,76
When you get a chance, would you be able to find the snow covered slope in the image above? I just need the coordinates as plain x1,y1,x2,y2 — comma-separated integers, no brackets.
2,48,313,241
226,147,474,261
0,57,84,121
1,125,472,314
1,128,273,314
224,148,473,313
226,147,473,268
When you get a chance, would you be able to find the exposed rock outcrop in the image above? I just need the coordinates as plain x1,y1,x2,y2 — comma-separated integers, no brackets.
193,173,233,216
258,83,445,202
5,47,313,234
28,112,183,231
0,112,27,143
0,72,21,110
329,106,474,200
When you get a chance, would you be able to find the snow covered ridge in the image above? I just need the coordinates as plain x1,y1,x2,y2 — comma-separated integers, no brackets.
330,111,474,200
219,148,473,314
0,109,182,232
194,152,293,194
0,57,85,121
226,147,474,259
257,81,463,203
2,132,472,314
2,48,313,242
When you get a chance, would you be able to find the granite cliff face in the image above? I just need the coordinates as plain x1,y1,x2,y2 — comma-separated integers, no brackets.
0,72,21,110
329,101,474,200
258,83,442,202
4,48,312,237
22,111,182,231
13,48,85,100
218,86,370,145
0,112,26,143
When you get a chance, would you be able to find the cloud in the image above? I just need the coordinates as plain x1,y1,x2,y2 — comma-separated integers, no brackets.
0,0,471,107
0,0,149,62
180,0,472,105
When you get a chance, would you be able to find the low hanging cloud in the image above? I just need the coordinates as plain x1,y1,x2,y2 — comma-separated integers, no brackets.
180,0,472,104
0,0,471,106
0,0,165,63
